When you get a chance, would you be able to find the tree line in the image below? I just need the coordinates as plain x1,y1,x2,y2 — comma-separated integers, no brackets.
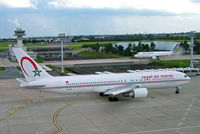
82,40,200,56
82,42,156,56
179,40,200,54
72,33,200,42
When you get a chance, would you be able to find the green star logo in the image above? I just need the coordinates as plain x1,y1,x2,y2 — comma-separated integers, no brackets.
33,68,42,77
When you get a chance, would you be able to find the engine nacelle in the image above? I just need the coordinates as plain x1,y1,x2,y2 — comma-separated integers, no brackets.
123,88,148,98
152,56,159,60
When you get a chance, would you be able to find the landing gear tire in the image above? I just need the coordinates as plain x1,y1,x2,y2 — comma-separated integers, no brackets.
175,87,180,94
99,93,108,97
99,93,104,96
108,97,118,102
175,90,180,94
114,97,118,101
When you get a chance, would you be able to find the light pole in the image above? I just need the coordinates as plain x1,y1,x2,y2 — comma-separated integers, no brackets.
59,33,65,75
189,31,195,68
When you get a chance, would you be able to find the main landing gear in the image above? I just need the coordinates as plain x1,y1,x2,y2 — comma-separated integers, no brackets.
175,87,181,94
99,93,104,96
99,93,118,102
99,93,108,97
108,97,118,102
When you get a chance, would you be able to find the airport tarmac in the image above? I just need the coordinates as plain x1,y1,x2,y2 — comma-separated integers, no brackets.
0,76,200,134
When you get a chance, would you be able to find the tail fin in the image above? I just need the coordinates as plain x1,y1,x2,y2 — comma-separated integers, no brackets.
13,48,52,81
172,44,180,51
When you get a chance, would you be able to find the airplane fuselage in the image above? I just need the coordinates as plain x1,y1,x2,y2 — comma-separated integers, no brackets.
135,51,173,59
23,71,190,94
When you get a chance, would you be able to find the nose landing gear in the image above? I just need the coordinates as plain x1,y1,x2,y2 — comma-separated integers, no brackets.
175,87,181,94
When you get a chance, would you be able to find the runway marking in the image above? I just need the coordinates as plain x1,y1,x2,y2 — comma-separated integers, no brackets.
52,101,78,134
8,104,15,114
90,99,102,103
40,99,44,102
96,99,102,102
6,114,13,117
176,101,193,132
26,96,31,103
121,125,200,134
15,105,27,110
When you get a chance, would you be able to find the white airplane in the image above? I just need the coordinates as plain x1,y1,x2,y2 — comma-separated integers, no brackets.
135,44,179,60
13,48,190,101
135,51,174,60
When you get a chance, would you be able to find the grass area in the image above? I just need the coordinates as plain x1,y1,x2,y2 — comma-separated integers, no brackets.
149,59,200,68
0,42,48,48
17,66,22,71
130,56,140,59
46,65,73,74
157,39,200,42
46,65,57,70
152,40,187,42
63,68,73,74
0,48,8,52
27,47,42,51
0,42,15,47
69,41,132,45
0,67,5,71
69,40,200,46
24,43,48,47
0,42,48,51
67,46,82,50
69,41,125,50
34,57,44,63
78,51,122,58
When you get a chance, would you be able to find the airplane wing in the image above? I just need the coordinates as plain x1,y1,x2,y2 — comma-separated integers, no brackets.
104,84,136,96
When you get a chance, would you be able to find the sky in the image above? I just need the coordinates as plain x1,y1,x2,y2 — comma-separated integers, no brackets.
0,0,200,37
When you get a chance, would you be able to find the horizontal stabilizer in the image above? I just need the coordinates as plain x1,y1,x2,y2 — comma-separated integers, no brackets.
19,82,45,88
16,78,27,83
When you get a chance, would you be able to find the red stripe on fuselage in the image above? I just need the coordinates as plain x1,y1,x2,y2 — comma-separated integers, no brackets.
43,79,190,90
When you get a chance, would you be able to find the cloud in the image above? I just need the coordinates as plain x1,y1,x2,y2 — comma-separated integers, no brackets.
8,18,20,27
1,10,200,37
1,0,200,37
0,0,38,8
48,0,200,14
191,0,200,2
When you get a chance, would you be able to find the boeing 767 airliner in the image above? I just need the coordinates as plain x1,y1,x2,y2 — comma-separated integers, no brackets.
13,48,190,101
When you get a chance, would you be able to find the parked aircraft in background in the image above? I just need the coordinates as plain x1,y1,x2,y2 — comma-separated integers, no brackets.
135,44,179,60
13,48,190,101
135,51,174,60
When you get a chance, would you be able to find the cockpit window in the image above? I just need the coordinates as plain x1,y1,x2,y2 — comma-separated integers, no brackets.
184,75,187,78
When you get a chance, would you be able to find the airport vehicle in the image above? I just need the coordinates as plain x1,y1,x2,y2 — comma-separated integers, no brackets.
13,48,190,101
135,51,174,60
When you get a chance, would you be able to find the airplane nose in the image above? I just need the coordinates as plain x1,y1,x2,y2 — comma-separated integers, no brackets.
183,74,190,80
186,75,191,80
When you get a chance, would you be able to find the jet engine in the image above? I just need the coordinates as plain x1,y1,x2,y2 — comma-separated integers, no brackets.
152,56,159,60
123,88,148,98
